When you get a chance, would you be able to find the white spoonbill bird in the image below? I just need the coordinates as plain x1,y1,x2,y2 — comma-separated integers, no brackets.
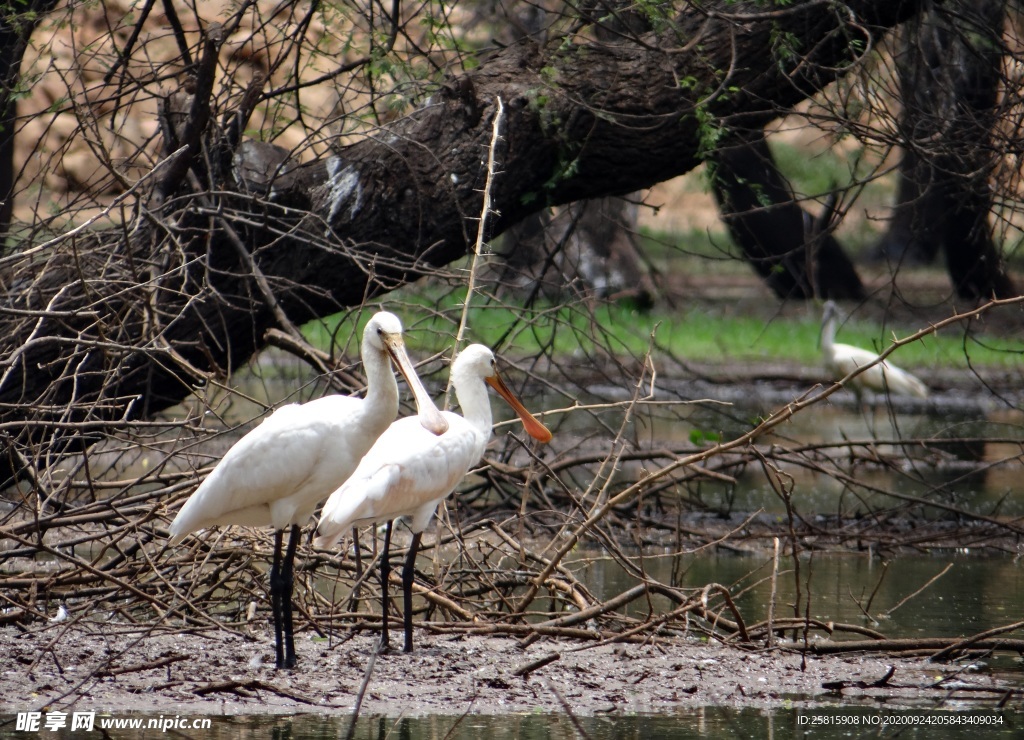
314,343,552,653
168,311,448,669
821,301,928,399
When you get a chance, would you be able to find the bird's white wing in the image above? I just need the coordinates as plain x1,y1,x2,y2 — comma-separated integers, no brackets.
315,413,483,547
171,396,366,536
831,343,927,397
830,343,884,378
877,361,929,398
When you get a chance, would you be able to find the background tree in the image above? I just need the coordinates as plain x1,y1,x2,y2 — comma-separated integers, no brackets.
0,0,62,237
874,0,1014,299
486,0,655,303
493,196,656,307
0,1,930,487
710,128,866,301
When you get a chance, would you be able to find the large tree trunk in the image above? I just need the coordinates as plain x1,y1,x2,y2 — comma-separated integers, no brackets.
875,0,1015,299
0,1,923,485
711,131,866,301
492,0,655,304
0,0,61,239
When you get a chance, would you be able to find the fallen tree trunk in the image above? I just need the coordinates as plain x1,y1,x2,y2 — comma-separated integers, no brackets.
0,1,922,484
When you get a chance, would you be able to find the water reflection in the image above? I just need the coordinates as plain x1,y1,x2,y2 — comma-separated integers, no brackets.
5,708,1016,739
686,403,1022,520
245,710,1020,739
577,551,1024,642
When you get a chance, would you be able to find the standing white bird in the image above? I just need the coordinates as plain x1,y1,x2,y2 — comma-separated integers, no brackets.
168,311,448,669
821,301,929,399
314,343,552,653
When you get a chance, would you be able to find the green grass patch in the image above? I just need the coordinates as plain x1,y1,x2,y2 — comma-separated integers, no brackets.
302,291,1023,371
632,308,1021,370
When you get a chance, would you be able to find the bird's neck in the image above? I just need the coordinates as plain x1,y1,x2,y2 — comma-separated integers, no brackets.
820,314,837,360
361,342,399,425
454,377,493,440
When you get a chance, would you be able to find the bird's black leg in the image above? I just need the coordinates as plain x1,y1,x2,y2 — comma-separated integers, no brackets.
402,531,422,653
348,527,362,613
269,529,286,669
378,520,393,654
280,523,301,669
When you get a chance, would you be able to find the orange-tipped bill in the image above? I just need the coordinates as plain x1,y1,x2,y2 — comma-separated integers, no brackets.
381,332,449,436
485,373,552,443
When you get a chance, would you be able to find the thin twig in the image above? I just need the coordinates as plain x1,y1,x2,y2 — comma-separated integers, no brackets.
929,620,1024,663
344,642,380,740
766,537,779,648
879,562,953,618
446,97,505,407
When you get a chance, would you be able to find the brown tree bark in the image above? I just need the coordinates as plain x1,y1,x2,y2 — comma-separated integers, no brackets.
0,0,62,239
0,1,923,484
491,0,655,303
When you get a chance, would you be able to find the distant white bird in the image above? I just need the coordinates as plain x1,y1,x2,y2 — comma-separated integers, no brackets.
314,344,552,653
168,311,448,669
821,301,928,399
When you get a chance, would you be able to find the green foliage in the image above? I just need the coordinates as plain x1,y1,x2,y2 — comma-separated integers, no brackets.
692,106,724,159
769,25,802,67
521,60,591,202
689,428,722,446
633,0,673,32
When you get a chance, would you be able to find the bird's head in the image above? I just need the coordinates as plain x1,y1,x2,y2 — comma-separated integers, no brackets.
364,311,404,348
365,311,448,435
453,344,552,443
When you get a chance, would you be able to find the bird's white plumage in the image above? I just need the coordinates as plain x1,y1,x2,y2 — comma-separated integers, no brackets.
821,301,928,399
170,395,382,535
169,311,441,541
314,343,550,653
315,410,483,539
315,344,545,548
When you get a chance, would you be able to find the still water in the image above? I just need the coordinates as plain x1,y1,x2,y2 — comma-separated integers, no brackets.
258,710,1019,739
577,551,1023,641
2,708,1017,739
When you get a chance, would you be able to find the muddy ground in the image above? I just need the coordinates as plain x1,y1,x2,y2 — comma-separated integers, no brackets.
1,619,1019,719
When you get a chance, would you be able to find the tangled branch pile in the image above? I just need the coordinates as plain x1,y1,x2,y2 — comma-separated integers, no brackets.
3,325,1022,662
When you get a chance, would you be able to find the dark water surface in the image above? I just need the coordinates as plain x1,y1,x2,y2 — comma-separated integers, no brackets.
3,707,1018,739
578,550,1023,641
